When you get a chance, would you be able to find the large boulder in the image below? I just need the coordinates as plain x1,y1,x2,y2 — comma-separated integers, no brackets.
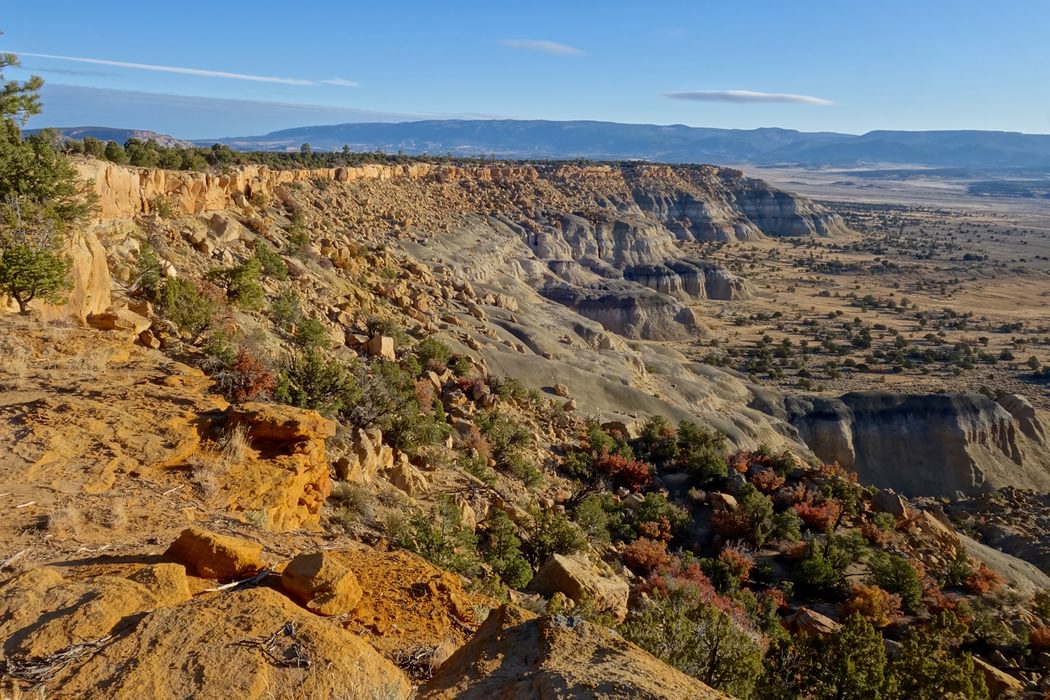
527,554,629,622
0,565,191,659
227,402,336,444
972,656,1024,699
281,551,363,616
784,607,841,637
164,527,265,581
39,586,411,699
420,605,729,699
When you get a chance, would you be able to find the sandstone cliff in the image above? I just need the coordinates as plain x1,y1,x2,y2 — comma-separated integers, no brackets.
755,391,1050,497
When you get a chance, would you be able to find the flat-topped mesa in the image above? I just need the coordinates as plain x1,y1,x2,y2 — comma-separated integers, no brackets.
69,158,840,340
74,159,847,239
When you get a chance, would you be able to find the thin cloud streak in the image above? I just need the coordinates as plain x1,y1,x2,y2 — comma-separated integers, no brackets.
500,39,583,56
666,90,834,106
19,52,317,85
321,78,360,87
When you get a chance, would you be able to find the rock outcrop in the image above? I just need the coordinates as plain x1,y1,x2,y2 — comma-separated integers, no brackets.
281,551,363,616
420,605,730,699
761,391,1050,497
527,553,630,621
39,584,410,699
224,402,337,530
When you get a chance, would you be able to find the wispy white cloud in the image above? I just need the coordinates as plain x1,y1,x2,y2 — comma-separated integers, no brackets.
666,90,834,106
500,39,583,56
19,52,320,86
320,77,360,88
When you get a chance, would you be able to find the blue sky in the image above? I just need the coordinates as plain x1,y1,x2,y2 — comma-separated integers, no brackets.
5,1,1050,138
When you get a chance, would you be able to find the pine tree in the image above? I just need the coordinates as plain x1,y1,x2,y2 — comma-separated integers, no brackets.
0,46,92,313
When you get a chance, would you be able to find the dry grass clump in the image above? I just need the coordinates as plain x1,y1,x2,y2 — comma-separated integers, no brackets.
44,505,84,541
190,423,253,498
329,482,377,531
218,423,252,466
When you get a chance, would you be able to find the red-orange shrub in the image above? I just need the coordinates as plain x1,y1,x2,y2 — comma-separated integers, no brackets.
220,348,275,402
963,563,1004,595
841,584,902,628
729,451,750,474
711,509,752,540
750,467,786,494
623,537,672,575
1029,625,1050,651
594,453,652,492
458,423,490,458
414,378,436,414
717,546,754,584
638,517,673,543
779,540,809,562
860,520,889,545
793,499,843,531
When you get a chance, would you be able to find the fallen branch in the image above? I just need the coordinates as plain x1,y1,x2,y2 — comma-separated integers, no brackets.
3,635,113,686
203,567,273,593
0,549,28,572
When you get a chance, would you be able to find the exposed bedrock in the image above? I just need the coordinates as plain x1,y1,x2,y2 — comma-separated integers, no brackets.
731,187,848,237
629,190,762,242
540,284,705,341
754,391,1050,497
623,258,747,300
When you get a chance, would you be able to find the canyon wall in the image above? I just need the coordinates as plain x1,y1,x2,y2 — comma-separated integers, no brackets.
71,159,841,338
757,391,1050,497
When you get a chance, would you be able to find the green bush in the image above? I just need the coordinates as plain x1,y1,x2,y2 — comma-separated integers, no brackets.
631,492,691,541
269,288,302,328
157,277,217,342
888,612,989,700
0,235,72,314
340,360,414,430
676,420,727,482
208,257,265,310
293,316,330,350
389,496,480,578
130,244,163,299
253,241,288,280
274,348,358,415
867,551,923,613
623,586,763,698
792,530,868,597
635,415,679,463
573,493,619,544
476,410,535,481
772,509,803,543
524,507,587,566
149,195,176,219
481,509,532,589
414,337,452,371
760,614,890,700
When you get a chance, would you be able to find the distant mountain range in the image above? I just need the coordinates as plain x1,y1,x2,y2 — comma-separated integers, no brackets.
34,120,1050,169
